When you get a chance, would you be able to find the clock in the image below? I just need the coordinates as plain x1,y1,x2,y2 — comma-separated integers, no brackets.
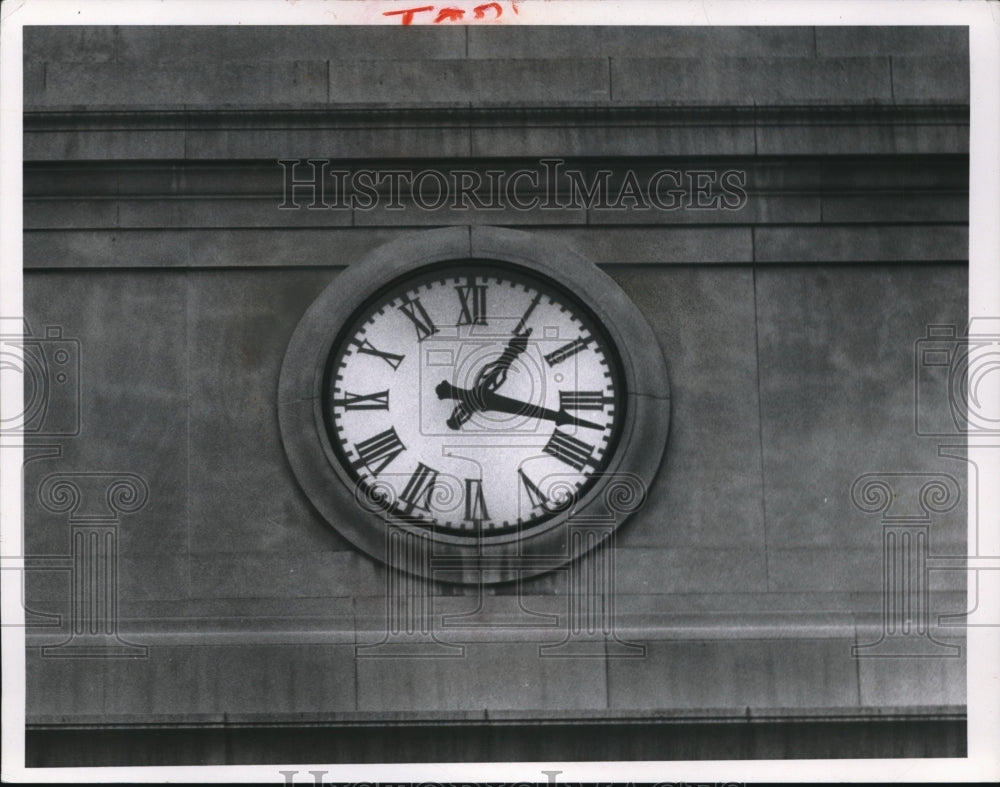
279,227,669,583
324,262,623,536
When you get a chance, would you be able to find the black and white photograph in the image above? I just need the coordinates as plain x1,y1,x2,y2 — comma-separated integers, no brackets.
1,0,998,782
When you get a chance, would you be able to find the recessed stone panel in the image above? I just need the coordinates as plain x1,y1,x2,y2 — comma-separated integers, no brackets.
608,266,764,552
756,265,967,555
356,640,607,712
607,638,861,711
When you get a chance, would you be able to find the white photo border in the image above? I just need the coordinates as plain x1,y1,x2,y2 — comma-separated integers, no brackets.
2,0,997,782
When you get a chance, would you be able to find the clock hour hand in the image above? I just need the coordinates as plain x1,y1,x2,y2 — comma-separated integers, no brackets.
473,329,531,394
445,330,532,428
436,381,604,431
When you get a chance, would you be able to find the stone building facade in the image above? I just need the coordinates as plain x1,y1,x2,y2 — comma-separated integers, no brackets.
21,24,968,763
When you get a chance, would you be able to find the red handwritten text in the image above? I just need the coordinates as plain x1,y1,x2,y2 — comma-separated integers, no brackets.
384,2,516,25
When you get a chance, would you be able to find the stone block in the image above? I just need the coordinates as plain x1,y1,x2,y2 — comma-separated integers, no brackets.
892,57,970,104
118,555,190,602
856,640,966,707
24,225,753,269
24,166,121,197
327,59,609,105
470,123,754,158
754,226,968,263
610,547,768,595
610,596,857,638
607,638,861,711
537,227,753,264
23,228,407,270
117,25,466,62
24,130,188,162
469,26,814,59
756,120,969,156
188,551,380,600
588,194,820,225
355,640,607,712
30,61,328,106
27,643,357,717
115,198,354,229
24,25,117,63
815,26,968,58
768,547,883,593
821,194,968,224
353,200,587,227
821,157,967,190
184,126,473,160
612,57,892,105
118,594,358,629
24,200,118,231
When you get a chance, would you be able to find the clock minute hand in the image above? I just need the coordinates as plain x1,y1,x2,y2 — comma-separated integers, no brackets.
480,389,605,429
436,381,604,430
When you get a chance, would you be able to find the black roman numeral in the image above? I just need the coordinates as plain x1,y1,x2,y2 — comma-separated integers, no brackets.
544,337,589,367
398,295,438,341
332,390,389,410
558,390,608,411
398,462,439,516
352,427,405,476
456,278,488,326
356,339,404,370
543,429,595,471
513,292,541,336
463,478,490,525
518,468,549,510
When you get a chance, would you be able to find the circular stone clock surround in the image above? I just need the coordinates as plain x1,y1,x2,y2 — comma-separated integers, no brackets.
278,226,670,583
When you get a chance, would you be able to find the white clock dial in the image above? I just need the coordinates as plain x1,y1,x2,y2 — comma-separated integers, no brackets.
323,263,624,537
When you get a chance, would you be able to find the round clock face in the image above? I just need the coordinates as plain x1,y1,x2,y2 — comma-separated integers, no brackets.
322,262,625,539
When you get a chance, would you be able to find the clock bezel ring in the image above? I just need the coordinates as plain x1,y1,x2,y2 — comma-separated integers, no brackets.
278,226,670,584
